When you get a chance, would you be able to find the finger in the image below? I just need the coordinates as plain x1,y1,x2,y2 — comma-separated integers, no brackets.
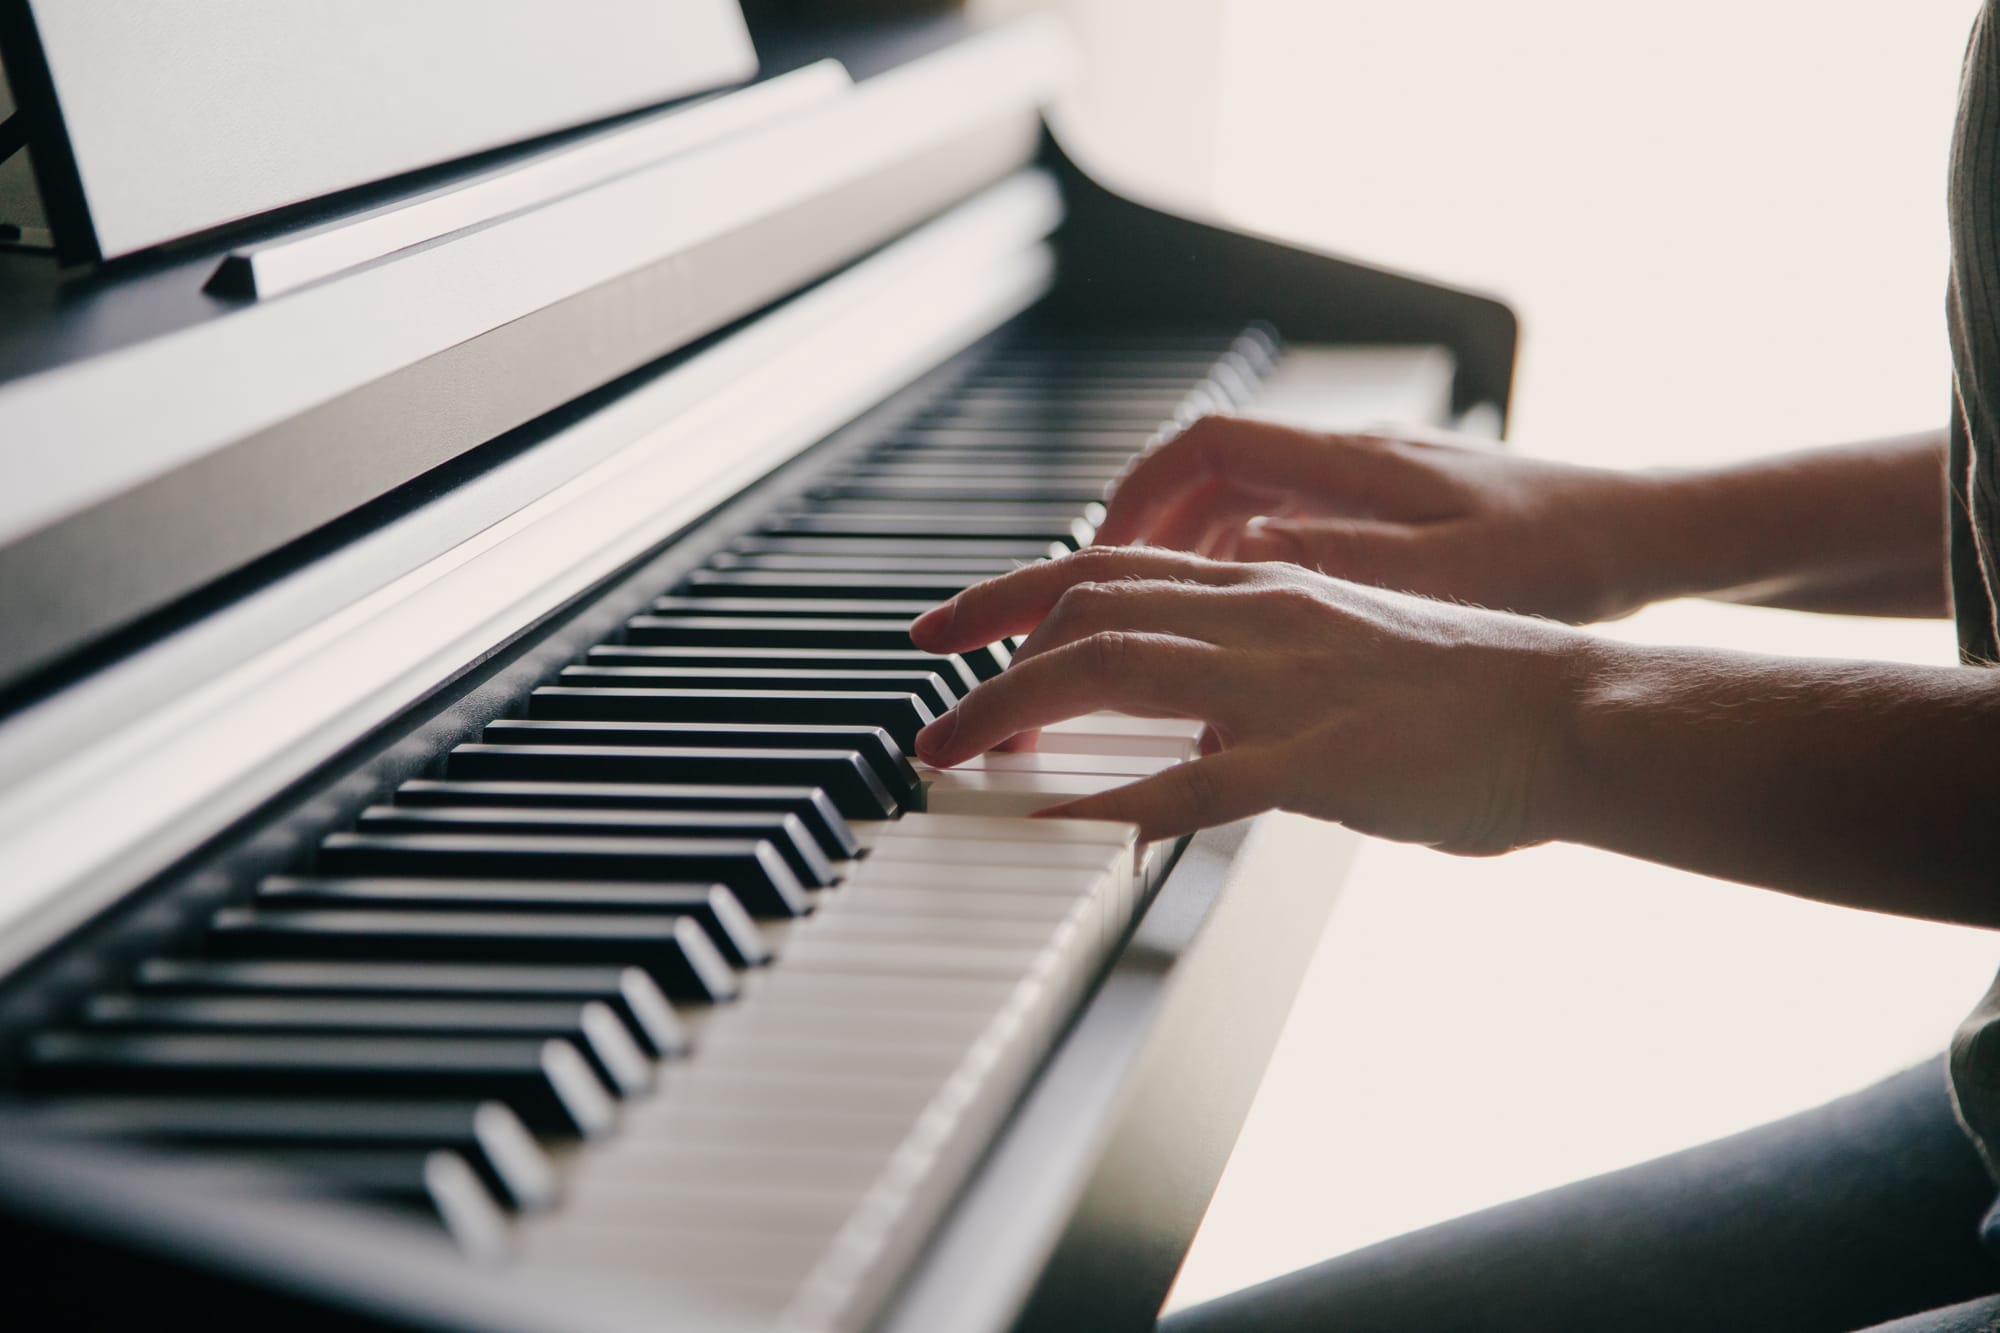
1010,577,1269,664
1197,724,1226,756
1095,416,1285,547
1194,493,1297,560
1233,515,1419,587
1033,744,1282,842
1096,416,1419,547
910,546,1258,654
914,632,1233,766
1149,479,1271,554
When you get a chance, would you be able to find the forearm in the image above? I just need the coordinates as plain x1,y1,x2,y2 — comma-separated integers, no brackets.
1609,431,1950,618
1540,640,2000,925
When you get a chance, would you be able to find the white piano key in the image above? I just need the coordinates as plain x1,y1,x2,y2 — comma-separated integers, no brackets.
740,969,1018,1008
872,811,1139,845
776,939,1061,983
492,620,1140,1332
918,767,1133,815
662,1067,948,1115
801,913,1075,949
865,836,1124,871
1024,728,1199,760
815,885,1083,920
917,750,1175,779
566,1142,883,1193
836,862,1120,942
567,1179,859,1232
1038,712,1206,741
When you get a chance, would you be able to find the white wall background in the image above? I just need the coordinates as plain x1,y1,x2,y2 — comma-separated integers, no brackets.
990,0,2000,1314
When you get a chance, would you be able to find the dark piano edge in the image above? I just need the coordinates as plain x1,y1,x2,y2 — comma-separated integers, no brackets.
1038,120,1519,429
0,1129,652,1331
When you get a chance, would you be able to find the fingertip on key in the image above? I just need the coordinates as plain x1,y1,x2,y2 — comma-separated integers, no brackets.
915,709,959,765
910,597,956,650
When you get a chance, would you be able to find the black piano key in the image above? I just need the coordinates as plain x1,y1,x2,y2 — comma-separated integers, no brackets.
814,480,1108,505
871,448,1136,470
79,993,654,1098
959,360,1229,381
833,463,1122,484
315,831,810,915
357,797,832,891
707,549,1025,574
679,571,988,602
762,512,1093,546
16,1097,556,1211
395,778,858,861
877,430,1144,450
562,661,959,711
580,647,977,698
531,685,934,755
726,536,1061,561
481,719,916,804
237,1148,508,1235
890,425,1172,450
207,905,742,1003
25,1031,616,1139
259,873,773,966
777,500,1101,527
618,617,1009,682
447,743,898,820
131,958,694,1050
928,392,1195,418
648,596,935,619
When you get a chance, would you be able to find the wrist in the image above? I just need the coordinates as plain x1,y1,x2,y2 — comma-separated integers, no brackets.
1591,463,1761,613
1521,631,1649,849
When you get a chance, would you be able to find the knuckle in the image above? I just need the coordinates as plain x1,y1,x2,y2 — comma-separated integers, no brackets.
1082,629,1136,680
1046,580,1113,634
1244,579,1326,614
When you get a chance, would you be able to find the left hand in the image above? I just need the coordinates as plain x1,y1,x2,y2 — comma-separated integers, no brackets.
909,545,1590,850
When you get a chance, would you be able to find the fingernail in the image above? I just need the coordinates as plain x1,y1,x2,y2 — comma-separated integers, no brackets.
916,709,958,763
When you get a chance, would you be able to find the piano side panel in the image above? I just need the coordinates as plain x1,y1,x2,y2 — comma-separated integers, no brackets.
1038,127,1519,426
1009,814,1359,1332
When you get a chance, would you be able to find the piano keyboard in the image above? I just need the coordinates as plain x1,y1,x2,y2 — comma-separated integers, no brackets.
7,323,1277,1332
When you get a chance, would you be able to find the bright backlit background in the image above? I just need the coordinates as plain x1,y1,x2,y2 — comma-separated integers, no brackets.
984,0,2000,1313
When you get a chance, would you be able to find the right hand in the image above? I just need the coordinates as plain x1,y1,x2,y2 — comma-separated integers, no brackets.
1095,416,1659,624
911,545,1585,852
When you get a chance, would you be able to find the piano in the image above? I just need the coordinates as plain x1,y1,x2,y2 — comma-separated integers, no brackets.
0,5,1517,1329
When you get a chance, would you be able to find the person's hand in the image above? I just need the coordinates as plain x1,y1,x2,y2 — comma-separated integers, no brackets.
1095,416,1660,624
909,546,1589,850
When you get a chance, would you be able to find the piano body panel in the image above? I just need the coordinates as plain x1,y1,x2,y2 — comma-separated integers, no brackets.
0,16,1068,695
0,12,1519,1330
1035,124,1518,427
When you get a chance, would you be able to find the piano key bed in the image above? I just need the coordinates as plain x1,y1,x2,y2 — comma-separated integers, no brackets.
1,324,1277,1330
